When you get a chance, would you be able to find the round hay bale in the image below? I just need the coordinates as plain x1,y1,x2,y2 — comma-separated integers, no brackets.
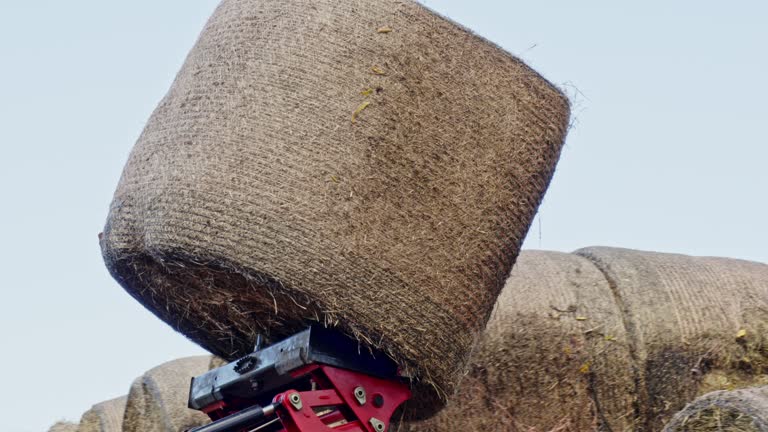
75,396,127,432
122,356,212,432
100,0,570,413
404,248,768,431
575,247,768,430
401,250,636,432
48,421,79,432
663,386,768,432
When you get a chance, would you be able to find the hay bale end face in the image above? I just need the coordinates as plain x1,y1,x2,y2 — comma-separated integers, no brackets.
663,386,768,432
101,0,570,413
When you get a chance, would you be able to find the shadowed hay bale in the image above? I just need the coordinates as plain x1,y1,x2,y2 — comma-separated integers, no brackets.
663,386,768,432
48,422,79,432
122,356,212,432
401,250,636,432
100,0,570,413
576,247,768,431
75,396,127,432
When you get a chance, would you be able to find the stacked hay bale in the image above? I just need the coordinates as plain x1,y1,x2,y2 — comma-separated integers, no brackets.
100,0,569,415
401,250,636,431
122,356,212,432
75,396,127,432
404,248,768,431
48,422,78,432
46,357,211,432
663,386,768,432
577,247,768,430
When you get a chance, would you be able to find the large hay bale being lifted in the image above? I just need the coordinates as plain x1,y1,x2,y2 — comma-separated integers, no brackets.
100,0,570,414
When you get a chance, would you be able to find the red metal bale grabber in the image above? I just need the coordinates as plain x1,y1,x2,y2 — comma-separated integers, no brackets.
187,327,412,432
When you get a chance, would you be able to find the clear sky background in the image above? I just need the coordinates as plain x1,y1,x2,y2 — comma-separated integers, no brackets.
0,1,765,430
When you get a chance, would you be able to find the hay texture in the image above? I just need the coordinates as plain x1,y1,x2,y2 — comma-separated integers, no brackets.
100,0,570,411
576,247,768,430
122,356,212,432
48,422,79,432
663,386,768,432
75,396,127,432
404,248,768,432
402,250,636,432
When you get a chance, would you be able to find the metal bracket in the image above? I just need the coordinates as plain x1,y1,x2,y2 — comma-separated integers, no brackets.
354,386,367,406
369,417,386,432
288,393,303,411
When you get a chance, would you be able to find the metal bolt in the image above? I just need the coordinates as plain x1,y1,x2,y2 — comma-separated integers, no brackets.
369,417,386,432
354,386,367,406
289,393,303,411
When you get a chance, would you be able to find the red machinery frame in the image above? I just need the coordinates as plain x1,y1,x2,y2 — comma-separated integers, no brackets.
200,364,411,432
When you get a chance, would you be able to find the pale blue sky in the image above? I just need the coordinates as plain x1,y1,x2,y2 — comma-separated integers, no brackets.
0,1,765,430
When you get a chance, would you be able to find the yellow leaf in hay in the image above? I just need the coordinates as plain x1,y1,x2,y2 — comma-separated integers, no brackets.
604,335,616,342
563,346,572,355
575,316,588,321
736,329,748,339
330,175,339,183
377,26,393,33
361,88,374,97
371,66,387,76
579,362,591,374
351,100,371,123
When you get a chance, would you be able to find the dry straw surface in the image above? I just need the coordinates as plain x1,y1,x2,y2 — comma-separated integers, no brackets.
404,248,768,432
75,396,127,432
402,250,635,432
101,0,569,413
122,356,211,432
663,386,768,432
48,422,79,432
577,247,768,430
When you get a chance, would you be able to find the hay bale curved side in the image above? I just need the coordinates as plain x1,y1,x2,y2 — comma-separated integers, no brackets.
48,421,79,432
122,356,212,432
402,250,636,432
75,396,127,432
100,0,569,413
575,247,768,430
663,386,768,432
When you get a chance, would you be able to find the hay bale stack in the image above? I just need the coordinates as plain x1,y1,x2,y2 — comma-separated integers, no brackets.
75,396,127,432
402,250,637,432
577,247,768,430
663,386,768,432
48,422,79,432
100,0,569,412
405,248,768,431
122,356,212,432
